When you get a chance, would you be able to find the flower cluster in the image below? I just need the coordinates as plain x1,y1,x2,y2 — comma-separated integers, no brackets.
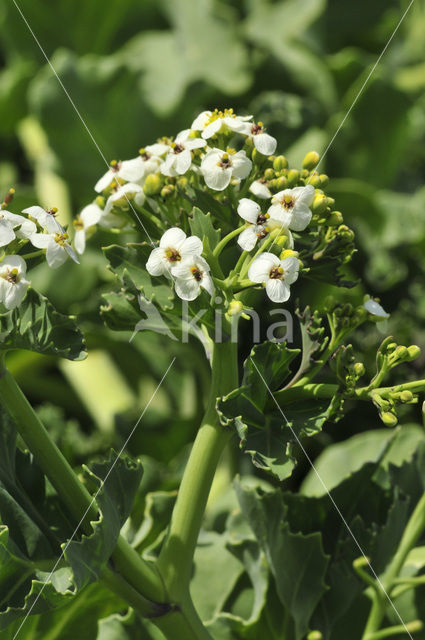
83,108,347,306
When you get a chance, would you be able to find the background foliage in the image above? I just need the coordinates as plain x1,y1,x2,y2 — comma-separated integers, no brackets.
0,0,424,638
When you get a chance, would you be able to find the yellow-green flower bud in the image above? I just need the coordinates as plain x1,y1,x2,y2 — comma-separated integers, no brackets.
394,345,408,359
287,169,299,186
143,173,162,196
337,225,355,241
160,185,175,198
319,174,329,186
95,195,105,208
386,342,397,352
327,197,335,208
327,211,343,226
275,176,288,191
399,390,414,403
407,621,423,633
177,176,189,189
407,345,421,360
353,362,365,377
307,632,323,640
312,194,328,214
264,168,274,180
273,155,288,171
380,411,398,428
252,148,267,165
280,249,299,260
309,174,322,188
302,151,320,170
228,300,244,316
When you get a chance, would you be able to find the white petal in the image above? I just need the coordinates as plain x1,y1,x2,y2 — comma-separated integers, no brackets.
145,143,170,157
22,205,47,220
174,277,201,301
159,227,187,250
253,132,277,156
238,227,258,251
266,279,290,303
202,119,222,139
266,205,292,229
281,257,299,285
237,198,261,224
249,180,272,199
181,235,203,257
134,190,146,207
4,281,29,310
203,165,231,191
146,247,167,277
175,129,191,143
15,219,37,239
0,220,15,247
0,255,27,274
30,233,51,249
201,274,214,296
64,243,80,264
293,185,315,207
289,206,312,232
175,149,192,175
364,299,389,318
80,203,103,228
161,154,177,177
231,152,252,180
46,241,68,269
95,169,114,193
191,111,211,130
74,229,86,255
45,216,64,234
248,253,279,283
186,138,206,150
119,157,145,183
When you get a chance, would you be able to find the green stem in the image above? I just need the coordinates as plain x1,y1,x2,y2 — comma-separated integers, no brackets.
0,356,165,603
365,622,423,639
213,225,244,257
21,249,44,260
157,340,238,597
240,233,275,279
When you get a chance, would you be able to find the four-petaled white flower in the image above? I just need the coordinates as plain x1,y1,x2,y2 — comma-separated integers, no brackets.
191,109,252,139
267,185,315,232
241,121,277,156
22,205,64,233
248,252,299,303
161,130,206,177
172,256,214,301
0,210,36,247
364,299,389,318
73,203,103,255
249,179,272,200
103,182,145,216
146,228,203,278
237,199,270,252
201,149,252,191
0,255,30,310
30,229,79,269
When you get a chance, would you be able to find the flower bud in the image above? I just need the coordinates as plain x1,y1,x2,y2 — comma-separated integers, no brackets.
312,194,328,215
380,411,398,428
407,621,423,633
387,342,397,352
394,345,408,359
143,173,162,195
264,168,274,180
307,632,323,640
275,176,288,190
326,211,343,226
280,249,299,260
252,148,267,165
319,174,329,187
302,151,320,170
273,155,288,171
353,362,365,377
177,176,189,189
301,169,310,179
160,185,175,198
287,169,299,186
309,174,322,188
95,195,105,208
407,345,421,360
399,390,414,403
337,225,355,241
228,300,244,316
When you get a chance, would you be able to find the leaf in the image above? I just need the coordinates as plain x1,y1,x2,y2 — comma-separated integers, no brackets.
0,288,86,360
235,479,329,640
189,207,221,252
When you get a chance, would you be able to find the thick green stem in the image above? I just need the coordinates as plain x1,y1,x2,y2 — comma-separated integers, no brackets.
157,340,238,598
0,356,165,603
213,225,244,257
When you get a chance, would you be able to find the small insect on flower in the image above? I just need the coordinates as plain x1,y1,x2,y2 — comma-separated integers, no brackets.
201,148,252,191
0,255,30,310
248,252,299,303
161,130,206,177
172,256,214,301
267,185,315,232
0,210,36,247
146,228,203,278
73,203,103,255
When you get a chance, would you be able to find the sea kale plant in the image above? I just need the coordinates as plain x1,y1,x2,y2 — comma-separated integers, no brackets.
1,109,425,640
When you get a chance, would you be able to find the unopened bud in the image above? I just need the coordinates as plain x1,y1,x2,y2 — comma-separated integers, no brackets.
380,411,398,428
302,151,320,170
312,194,328,215
287,169,299,186
177,176,188,189
337,224,355,241
160,185,174,198
399,390,414,403
143,173,162,196
275,176,288,190
264,168,274,180
319,174,329,186
252,148,267,165
309,174,322,188
95,195,105,208
387,342,397,352
273,155,288,171
307,632,323,640
280,249,299,260
407,345,421,360
327,211,343,226
407,620,423,633
353,362,365,377
228,300,244,316
394,345,408,359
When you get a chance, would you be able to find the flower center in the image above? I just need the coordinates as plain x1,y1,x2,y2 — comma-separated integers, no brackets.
171,143,185,154
251,122,264,135
2,268,20,284
269,266,284,280
281,195,295,210
46,207,58,217
109,160,121,172
218,153,232,169
190,266,203,282
73,217,84,230
165,248,181,262
257,213,269,225
207,108,235,125
54,232,69,246
139,148,151,161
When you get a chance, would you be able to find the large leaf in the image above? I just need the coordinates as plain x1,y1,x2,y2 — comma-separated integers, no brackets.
0,288,86,360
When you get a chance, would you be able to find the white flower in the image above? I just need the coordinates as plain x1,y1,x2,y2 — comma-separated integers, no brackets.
160,130,206,177
240,121,277,156
146,228,203,278
103,183,145,216
73,203,103,255
22,205,64,233
249,180,272,200
30,230,79,269
0,210,36,247
267,185,315,232
0,255,30,310
237,199,292,251
248,252,299,303
191,109,252,139
201,149,252,191
94,146,168,193
173,256,214,301
364,299,389,318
